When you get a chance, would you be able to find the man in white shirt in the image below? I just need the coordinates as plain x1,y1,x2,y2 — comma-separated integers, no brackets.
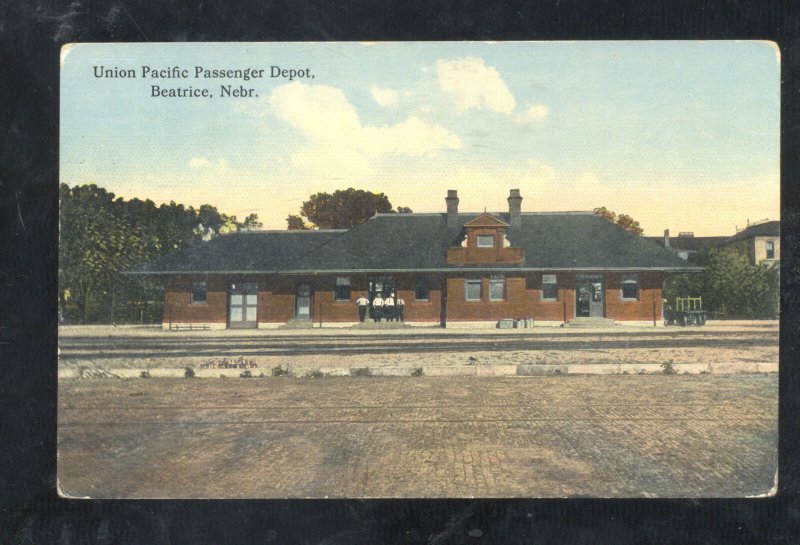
355,294,369,322
384,293,395,321
372,294,384,322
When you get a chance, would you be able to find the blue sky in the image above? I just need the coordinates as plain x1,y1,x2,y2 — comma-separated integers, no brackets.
61,41,779,235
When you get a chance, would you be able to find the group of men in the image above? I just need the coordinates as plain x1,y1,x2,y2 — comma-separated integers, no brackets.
355,293,405,322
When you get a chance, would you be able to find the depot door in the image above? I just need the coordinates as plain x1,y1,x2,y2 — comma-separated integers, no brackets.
295,283,312,320
575,275,604,318
229,283,258,328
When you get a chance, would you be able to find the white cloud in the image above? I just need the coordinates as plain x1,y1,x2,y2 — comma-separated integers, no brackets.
515,104,549,126
187,157,227,169
370,86,400,107
269,82,462,177
436,57,516,115
188,157,212,168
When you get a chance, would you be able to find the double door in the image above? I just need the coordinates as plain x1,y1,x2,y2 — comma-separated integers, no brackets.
575,275,604,318
229,283,258,328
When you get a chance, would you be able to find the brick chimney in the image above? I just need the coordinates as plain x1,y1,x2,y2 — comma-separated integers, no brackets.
664,229,670,248
446,189,459,227
507,189,522,228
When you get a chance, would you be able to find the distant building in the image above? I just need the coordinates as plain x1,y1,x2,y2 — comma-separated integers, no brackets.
647,220,779,266
127,189,700,329
723,221,780,266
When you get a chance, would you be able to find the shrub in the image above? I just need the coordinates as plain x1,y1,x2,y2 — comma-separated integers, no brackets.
140,370,151,378
411,367,424,377
661,360,677,375
184,366,196,378
272,365,293,377
350,367,373,377
306,369,326,378
240,369,252,378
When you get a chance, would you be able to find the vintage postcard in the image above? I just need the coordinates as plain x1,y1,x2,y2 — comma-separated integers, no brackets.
58,42,779,498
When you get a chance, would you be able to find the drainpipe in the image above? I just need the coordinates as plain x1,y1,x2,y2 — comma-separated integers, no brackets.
652,287,656,327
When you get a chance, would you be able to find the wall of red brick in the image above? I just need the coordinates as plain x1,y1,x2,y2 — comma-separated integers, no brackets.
163,275,230,325
444,273,576,323
162,270,662,326
604,271,662,322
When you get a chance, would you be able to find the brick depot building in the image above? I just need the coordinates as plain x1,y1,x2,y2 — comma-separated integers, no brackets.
128,190,700,329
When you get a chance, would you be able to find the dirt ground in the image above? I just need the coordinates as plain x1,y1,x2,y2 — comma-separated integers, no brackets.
58,374,778,498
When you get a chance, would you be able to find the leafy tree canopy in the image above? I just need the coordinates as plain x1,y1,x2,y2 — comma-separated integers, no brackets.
663,247,779,319
593,207,644,235
286,214,310,230
294,188,411,229
59,183,260,323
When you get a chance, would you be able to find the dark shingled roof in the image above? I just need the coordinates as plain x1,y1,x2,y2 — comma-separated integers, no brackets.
646,235,729,253
128,212,701,274
645,220,780,254
282,212,701,272
126,230,345,273
728,220,780,241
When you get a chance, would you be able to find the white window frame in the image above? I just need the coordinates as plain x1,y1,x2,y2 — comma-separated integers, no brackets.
489,275,505,302
766,240,775,259
190,281,207,304
541,274,558,301
620,274,639,301
465,278,482,301
334,276,351,301
476,234,495,248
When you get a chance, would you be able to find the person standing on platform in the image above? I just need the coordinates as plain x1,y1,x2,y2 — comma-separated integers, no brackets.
384,293,395,322
355,294,369,322
396,296,405,322
372,293,384,322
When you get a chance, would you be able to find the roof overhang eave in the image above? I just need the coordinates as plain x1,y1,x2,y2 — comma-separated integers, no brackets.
123,265,704,275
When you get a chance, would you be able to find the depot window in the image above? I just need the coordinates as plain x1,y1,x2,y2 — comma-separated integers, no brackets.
489,275,505,301
335,277,351,301
465,278,482,301
415,277,430,301
190,281,207,304
542,274,558,301
621,275,639,300
476,234,495,248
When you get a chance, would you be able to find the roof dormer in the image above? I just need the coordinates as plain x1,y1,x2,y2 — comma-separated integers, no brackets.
447,212,524,265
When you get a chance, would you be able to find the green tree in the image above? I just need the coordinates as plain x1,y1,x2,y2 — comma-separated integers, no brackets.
663,247,779,319
593,206,616,223
59,184,144,322
59,183,260,323
286,214,310,230
299,188,394,229
239,213,263,231
594,207,643,235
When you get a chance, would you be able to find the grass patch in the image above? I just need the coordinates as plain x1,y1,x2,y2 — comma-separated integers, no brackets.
411,367,424,377
350,367,373,377
660,360,677,375
272,365,293,377
140,370,151,379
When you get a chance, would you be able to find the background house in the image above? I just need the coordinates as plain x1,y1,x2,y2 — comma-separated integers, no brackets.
647,220,780,266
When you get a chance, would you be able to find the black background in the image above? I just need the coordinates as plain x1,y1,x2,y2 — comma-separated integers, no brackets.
2,1,799,543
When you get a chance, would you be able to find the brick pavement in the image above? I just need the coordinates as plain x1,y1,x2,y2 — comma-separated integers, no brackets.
58,374,777,498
